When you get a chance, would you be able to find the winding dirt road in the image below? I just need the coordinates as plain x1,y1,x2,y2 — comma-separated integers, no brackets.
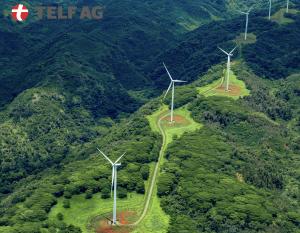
126,114,167,226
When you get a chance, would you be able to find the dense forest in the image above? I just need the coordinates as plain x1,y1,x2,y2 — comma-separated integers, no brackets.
158,62,300,232
0,102,162,232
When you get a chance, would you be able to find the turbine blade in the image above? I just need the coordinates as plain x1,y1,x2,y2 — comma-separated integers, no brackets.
238,10,247,14
173,80,187,83
163,63,174,81
97,148,114,165
230,46,237,55
248,6,254,13
218,47,229,55
164,81,173,99
115,152,126,164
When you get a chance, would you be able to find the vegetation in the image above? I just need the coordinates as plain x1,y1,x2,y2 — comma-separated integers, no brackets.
271,8,299,25
197,69,250,99
158,90,300,232
0,103,162,232
49,193,144,233
244,12,300,79
0,1,300,233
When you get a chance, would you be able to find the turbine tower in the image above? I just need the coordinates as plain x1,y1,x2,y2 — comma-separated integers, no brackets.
268,0,272,20
97,148,126,225
239,6,253,40
218,46,237,92
163,63,187,123
286,0,290,13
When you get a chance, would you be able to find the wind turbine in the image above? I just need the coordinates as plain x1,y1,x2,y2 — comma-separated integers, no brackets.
286,0,290,13
218,46,237,92
268,0,272,20
97,148,126,225
238,6,253,40
163,63,187,123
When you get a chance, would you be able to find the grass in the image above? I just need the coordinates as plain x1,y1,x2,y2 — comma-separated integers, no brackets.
132,162,170,233
48,105,201,233
49,193,144,233
161,107,202,145
134,105,202,233
0,227,13,233
146,105,168,134
132,187,169,233
251,112,280,126
271,8,299,25
197,69,250,100
235,33,257,45
147,105,202,145
48,163,168,233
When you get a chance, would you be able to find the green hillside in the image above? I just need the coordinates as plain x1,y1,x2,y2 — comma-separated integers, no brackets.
0,1,300,233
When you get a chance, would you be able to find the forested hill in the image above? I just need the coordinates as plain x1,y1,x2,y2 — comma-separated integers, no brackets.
0,0,272,108
0,0,244,200
0,1,300,233
147,4,300,87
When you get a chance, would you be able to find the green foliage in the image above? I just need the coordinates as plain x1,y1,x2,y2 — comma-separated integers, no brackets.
141,165,150,180
190,96,249,127
117,188,128,199
244,14,300,79
63,199,70,209
233,63,293,121
160,123,299,232
101,188,111,199
163,86,198,108
158,67,300,232
0,1,299,232
57,213,64,221
84,189,93,200
157,173,176,197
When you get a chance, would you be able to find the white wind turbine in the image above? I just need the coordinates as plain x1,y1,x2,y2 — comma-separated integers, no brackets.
218,46,237,92
238,6,253,40
268,0,272,20
97,148,126,225
163,63,187,123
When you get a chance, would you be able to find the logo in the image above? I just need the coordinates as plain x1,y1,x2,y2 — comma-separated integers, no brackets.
36,6,104,20
11,4,29,22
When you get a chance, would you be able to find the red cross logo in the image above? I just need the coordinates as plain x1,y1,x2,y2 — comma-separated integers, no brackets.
11,4,29,22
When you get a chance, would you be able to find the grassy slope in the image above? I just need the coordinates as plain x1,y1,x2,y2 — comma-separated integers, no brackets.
235,33,257,45
157,64,300,232
134,105,202,233
271,8,299,25
47,104,201,233
49,193,144,233
198,69,250,100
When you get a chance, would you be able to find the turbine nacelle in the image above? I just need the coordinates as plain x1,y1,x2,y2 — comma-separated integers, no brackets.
97,148,126,193
163,63,187,99
238,6,253,15
218,46,237,57
162,62,188,123
218,46,237,92
97,148,126,225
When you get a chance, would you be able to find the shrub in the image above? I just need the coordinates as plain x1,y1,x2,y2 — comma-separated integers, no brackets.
101,187,111,199
63,199,70,209
57,213,64,221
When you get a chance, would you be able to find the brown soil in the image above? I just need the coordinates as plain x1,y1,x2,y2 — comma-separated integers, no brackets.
216,84,241,96
95,211,136,233
162,115,187,124
119,211,136,225
161,114,190,129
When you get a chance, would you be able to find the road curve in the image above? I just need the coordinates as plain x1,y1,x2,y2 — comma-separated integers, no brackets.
125,114,167,227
